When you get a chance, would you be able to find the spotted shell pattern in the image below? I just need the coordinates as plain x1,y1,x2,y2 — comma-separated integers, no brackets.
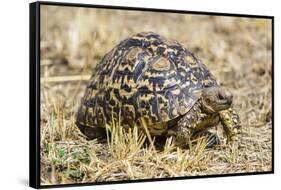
76,32,218,135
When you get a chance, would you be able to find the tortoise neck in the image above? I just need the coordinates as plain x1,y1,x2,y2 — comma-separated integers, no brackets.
200,97,217,114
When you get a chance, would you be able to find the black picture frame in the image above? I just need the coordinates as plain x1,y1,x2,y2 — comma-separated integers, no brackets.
29,1,274,189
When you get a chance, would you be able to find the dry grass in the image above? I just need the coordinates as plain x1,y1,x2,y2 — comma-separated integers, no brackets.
39,5,272,185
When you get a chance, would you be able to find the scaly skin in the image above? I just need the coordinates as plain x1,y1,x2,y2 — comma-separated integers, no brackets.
219,108,241,142
167,100,241,147
167,100,220,146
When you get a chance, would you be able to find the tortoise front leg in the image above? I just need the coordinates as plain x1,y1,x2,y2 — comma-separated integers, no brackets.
219,107,241,142
167,113,220,148
167,99,222,147
166,121,192,146
166,102,201,146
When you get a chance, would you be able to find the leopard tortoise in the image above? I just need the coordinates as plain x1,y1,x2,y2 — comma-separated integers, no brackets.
76,32,241,147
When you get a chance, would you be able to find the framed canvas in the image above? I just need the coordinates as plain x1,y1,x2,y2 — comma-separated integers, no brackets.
29,1,274,188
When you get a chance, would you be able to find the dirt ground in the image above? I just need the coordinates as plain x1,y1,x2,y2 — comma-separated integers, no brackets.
39,5,272,185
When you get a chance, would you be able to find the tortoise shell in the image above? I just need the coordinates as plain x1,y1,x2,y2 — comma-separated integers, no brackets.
76,32,218,135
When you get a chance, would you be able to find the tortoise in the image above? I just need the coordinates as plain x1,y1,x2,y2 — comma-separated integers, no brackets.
76,32,241,147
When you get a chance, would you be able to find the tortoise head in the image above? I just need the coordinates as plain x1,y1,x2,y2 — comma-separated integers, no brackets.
201,87,233,113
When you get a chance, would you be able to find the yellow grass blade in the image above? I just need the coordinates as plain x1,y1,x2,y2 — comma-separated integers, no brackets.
41,75,91,83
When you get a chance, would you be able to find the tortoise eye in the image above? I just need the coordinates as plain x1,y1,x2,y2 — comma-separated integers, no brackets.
204,96,211,102
218,93,225,100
